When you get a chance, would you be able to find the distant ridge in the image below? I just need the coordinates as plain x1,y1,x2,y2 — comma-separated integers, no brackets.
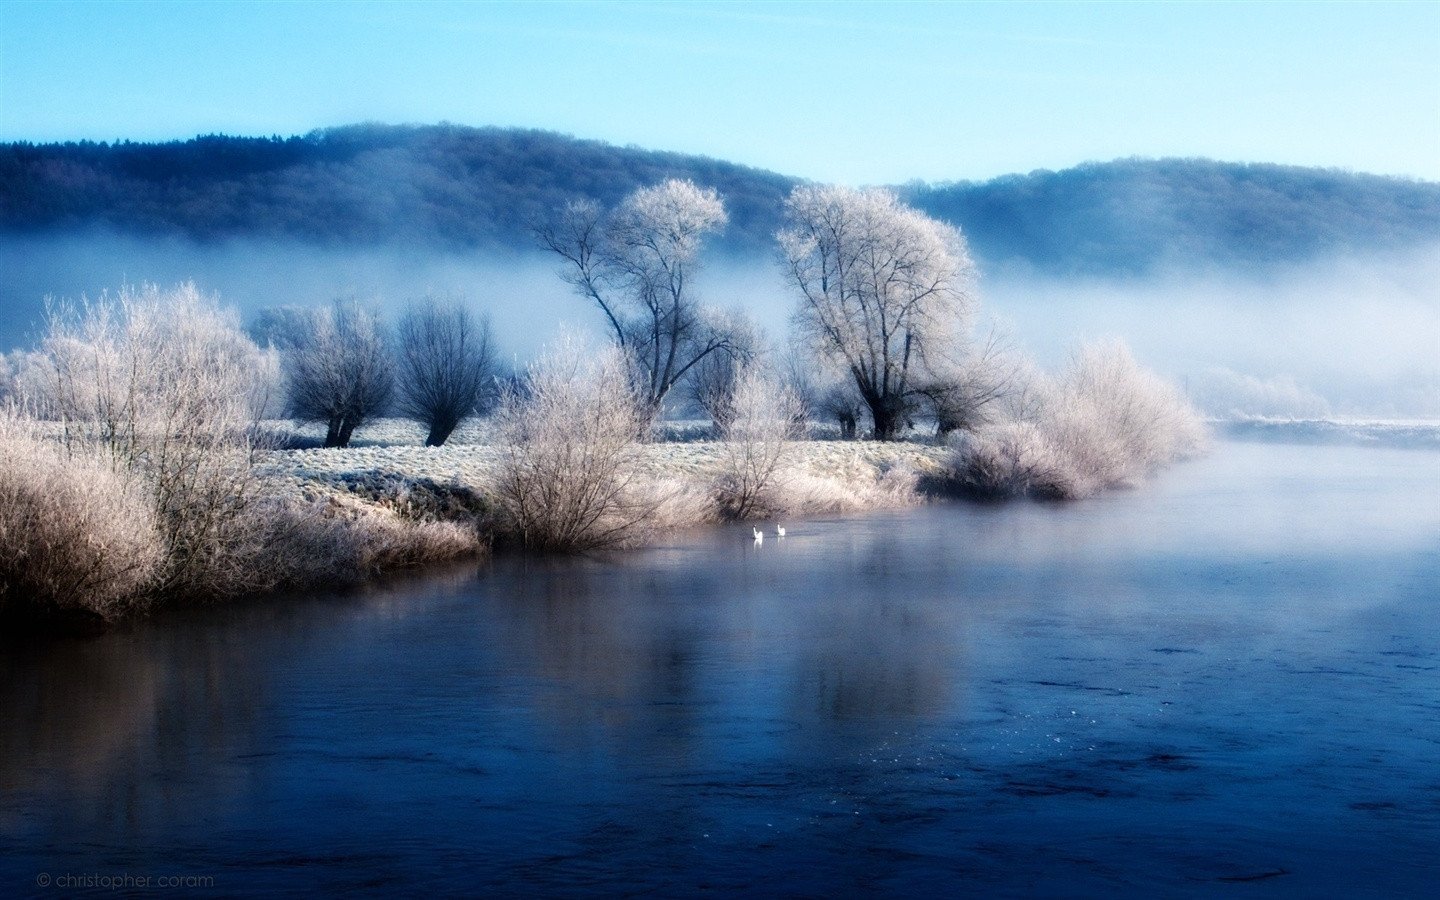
902,159,1440,275
2,123,1436,274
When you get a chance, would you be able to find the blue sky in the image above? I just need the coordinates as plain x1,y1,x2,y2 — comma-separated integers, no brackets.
2,0,1436,183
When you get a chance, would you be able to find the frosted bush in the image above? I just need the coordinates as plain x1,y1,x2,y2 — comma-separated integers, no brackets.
715,366,805,519
634,476,719,532
952,341,1205,499
0,417,163,622
783,465,923,515
33,283,282,599
951,423,1075,499
493,339,659,551
259,494,481,587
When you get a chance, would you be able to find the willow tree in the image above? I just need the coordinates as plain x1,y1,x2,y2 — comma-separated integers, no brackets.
285,301,394,448
539,179,737,421
395,298,497,447
778,186,977,440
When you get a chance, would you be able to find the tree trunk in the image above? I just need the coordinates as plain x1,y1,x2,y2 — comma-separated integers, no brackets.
425,418,458,447
635,400,662,442
838,413,856,440
335,419,357,448
869,395,906,441
324,417,344,448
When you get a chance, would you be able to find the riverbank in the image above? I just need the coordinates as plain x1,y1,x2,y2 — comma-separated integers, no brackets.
0,413,979,632
3,395,1232,632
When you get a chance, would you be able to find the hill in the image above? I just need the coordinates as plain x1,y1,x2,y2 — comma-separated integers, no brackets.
2,123,1436,274
903,159,1440,275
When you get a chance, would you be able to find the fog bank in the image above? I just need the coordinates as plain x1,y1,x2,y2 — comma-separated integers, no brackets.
2,233,1435,417
983,246,1440,417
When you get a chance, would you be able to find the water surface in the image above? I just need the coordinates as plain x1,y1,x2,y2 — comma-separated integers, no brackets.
3,442,1437,896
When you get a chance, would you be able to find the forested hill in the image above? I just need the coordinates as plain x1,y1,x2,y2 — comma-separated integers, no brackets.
902,160,1440,274
2,123,1436,274
0,124,796,256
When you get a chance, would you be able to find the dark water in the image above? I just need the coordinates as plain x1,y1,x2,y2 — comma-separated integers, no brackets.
3,442,1438,897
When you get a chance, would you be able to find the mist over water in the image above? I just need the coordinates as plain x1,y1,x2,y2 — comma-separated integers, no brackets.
984,248,1440,417
2,233,1436,416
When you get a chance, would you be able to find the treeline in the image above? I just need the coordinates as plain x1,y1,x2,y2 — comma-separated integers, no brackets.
902,159,1440,275
2,123,1436,272
0,124,795,255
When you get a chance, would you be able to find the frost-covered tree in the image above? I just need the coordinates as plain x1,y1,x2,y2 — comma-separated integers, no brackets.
539,179,738,421
815,379,868,439
782,349,865,439
914,329,1020,439
395,298,497,447
779,186,977,440
285,301,394,448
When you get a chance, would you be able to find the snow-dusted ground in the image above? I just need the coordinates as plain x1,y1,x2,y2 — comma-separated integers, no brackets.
260,417,843,448
257,418,952,513
256,414,1439,523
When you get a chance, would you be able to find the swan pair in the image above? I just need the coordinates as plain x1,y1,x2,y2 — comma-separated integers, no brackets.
752,526,786,543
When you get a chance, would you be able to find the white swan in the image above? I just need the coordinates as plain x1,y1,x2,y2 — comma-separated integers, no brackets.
752,527,764,543
776,526,786,537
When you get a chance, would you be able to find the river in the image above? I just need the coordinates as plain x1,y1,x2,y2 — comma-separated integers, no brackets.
2,440,1437,896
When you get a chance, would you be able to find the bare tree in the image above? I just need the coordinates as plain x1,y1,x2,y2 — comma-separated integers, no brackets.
779,185,977,440
787,351,866,439
395,298,497,446
681,309,763,428
815,380,868,439
539,179,736,422
915,328,1020,439
285,301,394,448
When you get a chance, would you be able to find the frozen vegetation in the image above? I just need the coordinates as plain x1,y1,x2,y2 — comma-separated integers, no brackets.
950,342,1208,499
0,182,1215,629
0,285,481,628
